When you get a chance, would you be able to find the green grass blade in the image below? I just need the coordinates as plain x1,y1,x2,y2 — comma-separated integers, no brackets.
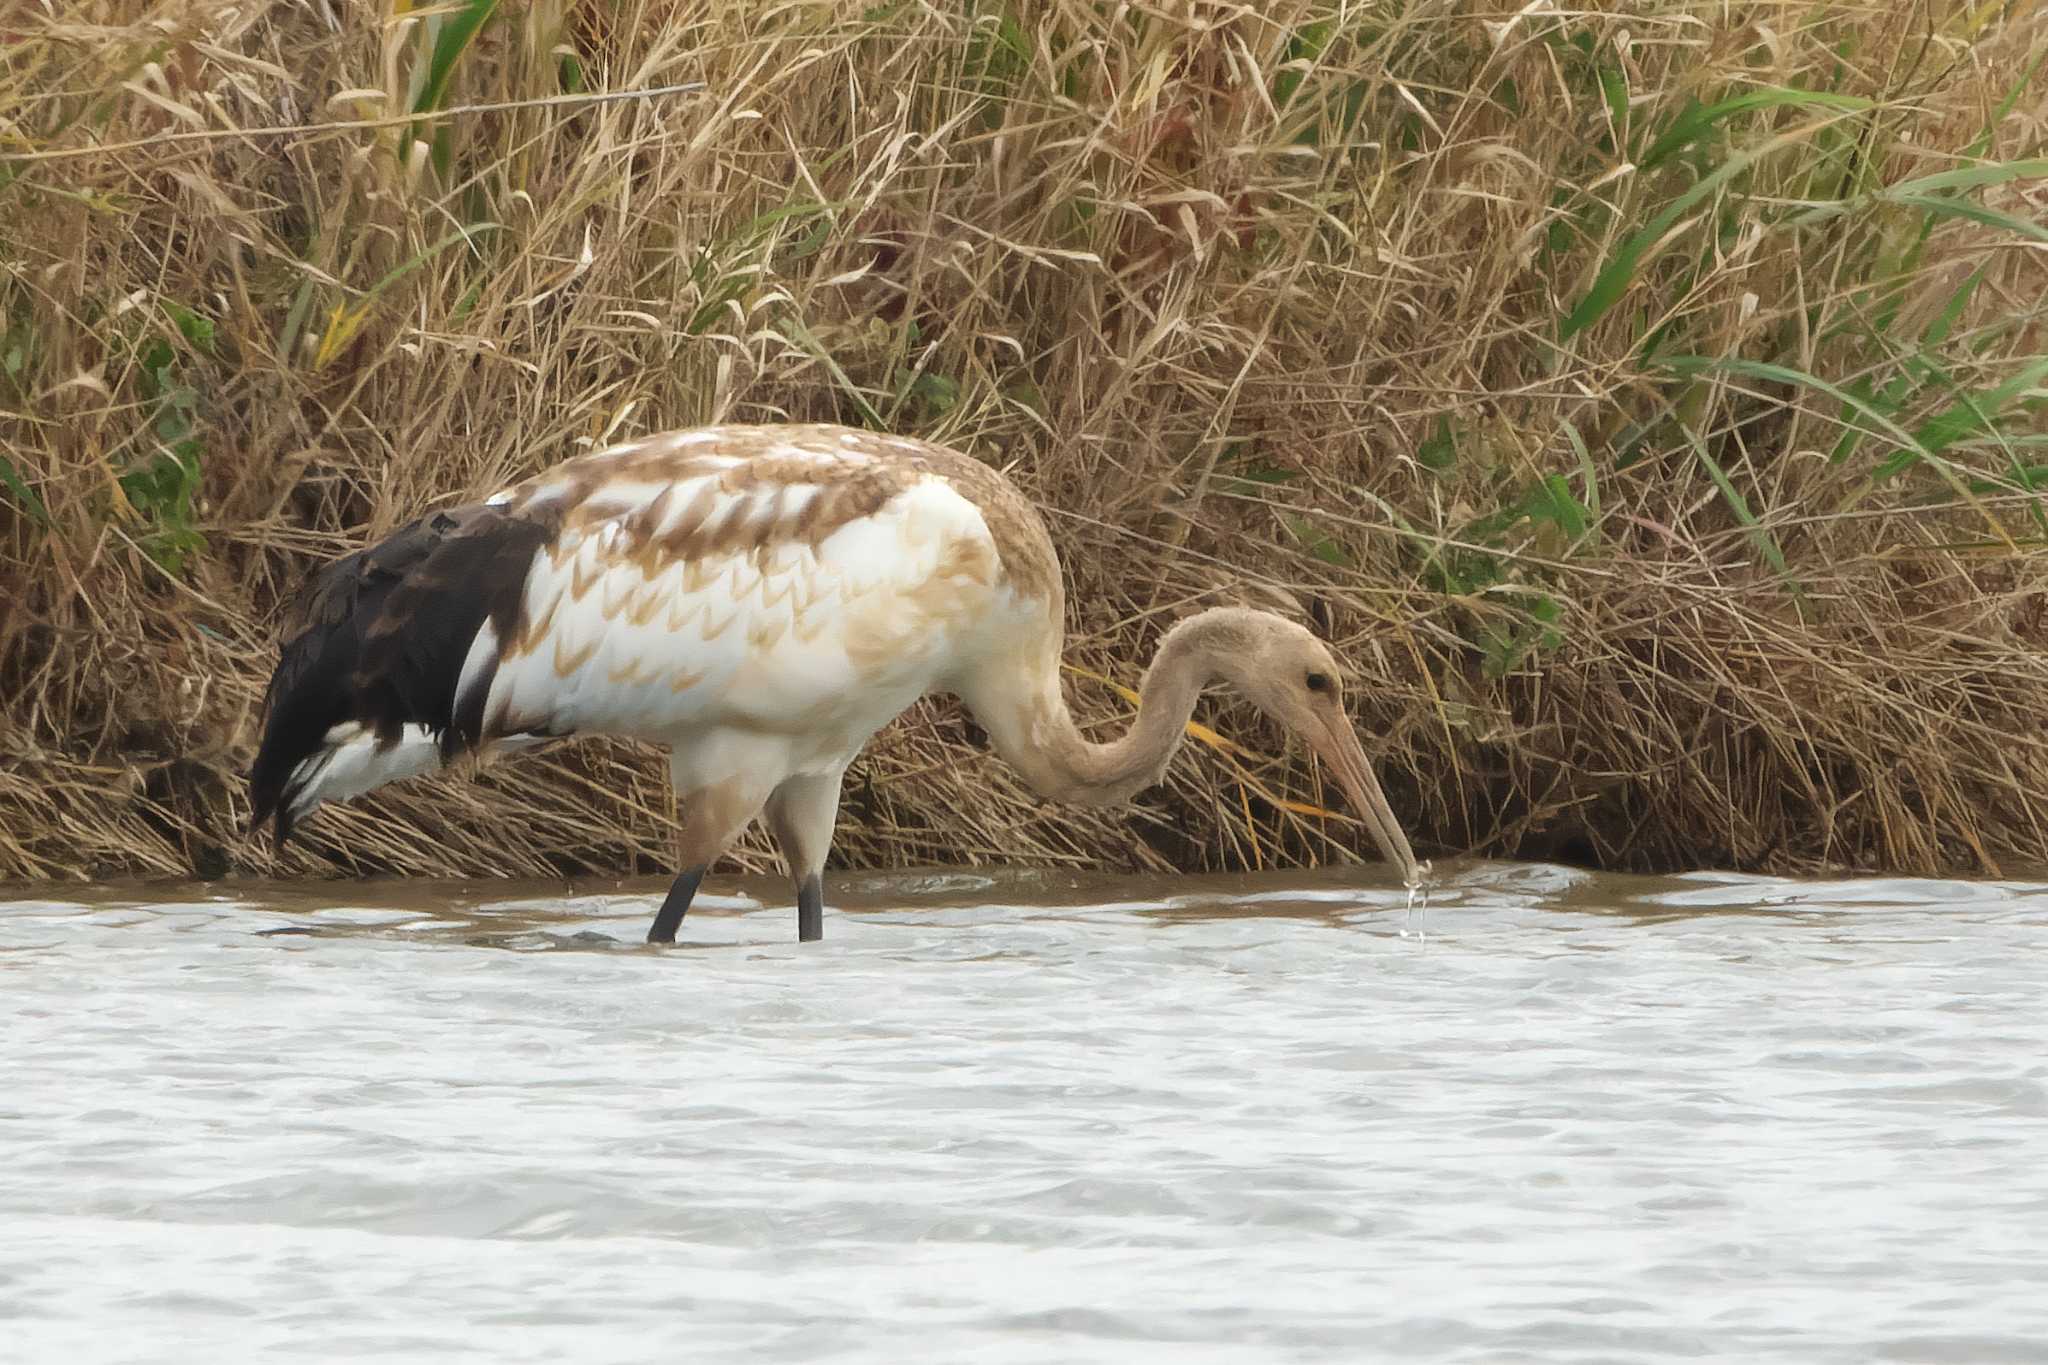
0,454,49,526
1877,192,2048,244
313,222,501,368
1561,420,1601,524
1283,514,1353,567
1563,116,1852,340
413,0,503,115
1637,89,1871,169
1886,355,2048,477
1664,354,1930,465
1880,158,2048,198
1795,159,2048,234
1598,58,1628,145
1664,354,2007,537
1681,424,1794,584
405,0,502,171
1922,265,1986,348
364,221,501,303
1835,267,1986,459
1966,47,2046,158
276,277,318,365
777,315,885,429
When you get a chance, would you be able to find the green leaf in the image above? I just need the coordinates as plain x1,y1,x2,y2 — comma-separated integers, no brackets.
1480,631,1522,680
1002,377,1044,417
160,300,215,354
312,222,501,368
910,371,959,416
405,0,502,175
1597,59,1628,143
1274,18,1336,108
1284,514,1351,567
1792,159,2048,238
0,454,49,526
1663,356,2006,538
1417,416,1456,472
1521,473,1590,540
1827,373,1893,466
1922,265,1986,348
1220,449,1296,486
1477,592,1565,679
139,337,174,381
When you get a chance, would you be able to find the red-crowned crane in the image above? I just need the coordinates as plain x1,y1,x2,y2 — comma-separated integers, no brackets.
248,424,1420,943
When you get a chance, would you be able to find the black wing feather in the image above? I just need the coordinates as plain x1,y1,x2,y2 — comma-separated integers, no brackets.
247,505,554,845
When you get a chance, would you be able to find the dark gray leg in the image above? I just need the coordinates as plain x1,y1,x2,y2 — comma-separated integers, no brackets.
647,866,706,945
797,872,823,943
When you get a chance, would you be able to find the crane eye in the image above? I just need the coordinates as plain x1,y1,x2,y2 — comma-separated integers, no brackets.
1304,670,1334,695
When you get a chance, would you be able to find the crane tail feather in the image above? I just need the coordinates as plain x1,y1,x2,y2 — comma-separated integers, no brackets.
248,505,555,846
273,723,444,845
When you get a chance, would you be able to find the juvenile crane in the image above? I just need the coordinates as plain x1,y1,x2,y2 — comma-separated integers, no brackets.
249,424,1421,943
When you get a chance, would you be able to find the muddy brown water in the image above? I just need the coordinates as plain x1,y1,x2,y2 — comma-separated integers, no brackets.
4,861,2045,1362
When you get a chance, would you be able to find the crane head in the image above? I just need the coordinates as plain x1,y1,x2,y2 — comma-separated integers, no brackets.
1219,614,1422,885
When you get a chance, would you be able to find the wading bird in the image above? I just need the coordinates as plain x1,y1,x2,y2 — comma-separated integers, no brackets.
249,424,1420,943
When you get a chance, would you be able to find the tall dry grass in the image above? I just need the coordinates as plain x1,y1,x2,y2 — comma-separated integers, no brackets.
2,0,2046,883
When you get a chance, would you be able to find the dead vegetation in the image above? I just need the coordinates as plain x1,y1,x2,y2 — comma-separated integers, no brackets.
3,0,2047,883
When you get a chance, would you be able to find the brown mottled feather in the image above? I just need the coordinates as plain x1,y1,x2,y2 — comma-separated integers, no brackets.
252,423,1062,846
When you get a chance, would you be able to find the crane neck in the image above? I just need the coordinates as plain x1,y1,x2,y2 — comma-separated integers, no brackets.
979,610,1240,808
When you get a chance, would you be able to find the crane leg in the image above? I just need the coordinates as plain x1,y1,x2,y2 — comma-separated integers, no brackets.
646,866,705,945
648,770,776,946
766,769,844,945
796,873,823,943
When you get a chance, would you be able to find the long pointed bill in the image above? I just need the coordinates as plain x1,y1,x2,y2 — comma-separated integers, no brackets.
1313,721,1422,886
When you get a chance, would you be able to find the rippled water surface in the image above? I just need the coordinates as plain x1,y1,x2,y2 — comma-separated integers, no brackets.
5,861,2047,1362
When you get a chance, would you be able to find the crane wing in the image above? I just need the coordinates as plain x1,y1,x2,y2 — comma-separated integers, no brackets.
452,432,1006,759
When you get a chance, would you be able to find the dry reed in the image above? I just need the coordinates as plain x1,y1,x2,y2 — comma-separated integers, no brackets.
3,0,2047,883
